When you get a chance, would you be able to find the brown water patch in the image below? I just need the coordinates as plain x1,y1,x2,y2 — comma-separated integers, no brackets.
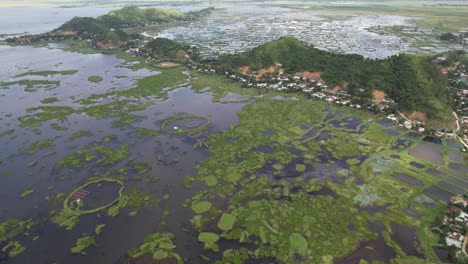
409,143,443,165
423,186,453,202
391,172,423,186
448,162,468,174
426,168,445,178
437,181,466,196
442,177,468,190
448,150,465,164
390,223,425,258
432,246,451,263
359,205,387,215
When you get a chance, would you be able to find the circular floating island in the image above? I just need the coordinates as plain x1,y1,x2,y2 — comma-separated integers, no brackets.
65,178,124,215
161,115,211,135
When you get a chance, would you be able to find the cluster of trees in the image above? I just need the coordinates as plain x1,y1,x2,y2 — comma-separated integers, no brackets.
143,38,190,61
439,32,468,43
215,37,452,120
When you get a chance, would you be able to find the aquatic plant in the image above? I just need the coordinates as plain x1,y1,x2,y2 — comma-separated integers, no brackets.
20,188,34,198
128,232,183,263
28,139,55,154
14,70,77,77
191,201,212,214
70,235,95,254
0,218,34,258
52,178,124,230
87,75,103,83
198,232,220,252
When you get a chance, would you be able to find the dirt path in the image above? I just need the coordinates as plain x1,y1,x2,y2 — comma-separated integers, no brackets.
453,111,460,132
463,234,468,256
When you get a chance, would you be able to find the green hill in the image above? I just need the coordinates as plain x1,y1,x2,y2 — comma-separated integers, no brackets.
144,38,189,61
216,37,452,121
57,17,107,35
56,6,213,34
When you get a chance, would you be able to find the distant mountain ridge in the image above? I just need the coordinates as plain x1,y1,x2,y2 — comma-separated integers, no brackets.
215,37,452,121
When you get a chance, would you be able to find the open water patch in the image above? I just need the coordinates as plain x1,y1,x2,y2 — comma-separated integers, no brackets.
77,181,123,211
334,236,396,264
422,136,442,145
409,161,425,169
251,145,276,154
390,223,424,258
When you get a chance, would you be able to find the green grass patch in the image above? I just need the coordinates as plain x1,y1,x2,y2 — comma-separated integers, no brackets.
40,97,60,104
88,75,103,83
15,70,77,78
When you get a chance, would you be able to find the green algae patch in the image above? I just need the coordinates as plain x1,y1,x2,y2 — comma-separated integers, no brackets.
0,80,60,92
295,164,306,172
87,75,103,83
2,241,26,258
198,232,220,252
136,127,159,138
204,175,218,187
112,114,143,127
15,70,77,77
128,232,183,263
218,213,236,231
289,233,308,257
70,235,95,254
0,129,15,137
0,218,34,258
28,138,55,154
27,161,38,167
40,97,59,104
19,106,75,127
56,143,129,169
20,188,34,198
68,130,93,141
191,201,212,214
95,224,105,235
131,162,152,174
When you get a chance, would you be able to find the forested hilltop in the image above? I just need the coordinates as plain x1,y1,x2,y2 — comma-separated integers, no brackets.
57,5,213,33
215,37,452,121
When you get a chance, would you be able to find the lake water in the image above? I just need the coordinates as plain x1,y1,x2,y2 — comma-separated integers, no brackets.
0,3,467,264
